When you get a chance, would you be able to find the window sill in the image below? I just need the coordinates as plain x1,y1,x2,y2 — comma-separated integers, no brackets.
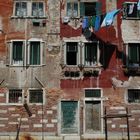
11,16,47,19
7,103,23,106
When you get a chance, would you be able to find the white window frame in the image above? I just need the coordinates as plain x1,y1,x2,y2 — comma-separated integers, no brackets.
9,40,26,66
12,1,45,18
123,2,140,19
82,41,100,67
58,100,80,135
125,88,140,104
13,1,28,17
28,88,45,105
125,42,140,67
7,89,24,105
27,38,44,66
66,0,80,18
31,1,46,18
83,88,103,135
64,41,80,66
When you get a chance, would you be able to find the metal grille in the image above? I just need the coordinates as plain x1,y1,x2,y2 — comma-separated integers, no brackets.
9,89,22,103
128,89,140,103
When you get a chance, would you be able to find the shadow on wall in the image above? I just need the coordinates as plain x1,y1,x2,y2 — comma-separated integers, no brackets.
100,44,116,69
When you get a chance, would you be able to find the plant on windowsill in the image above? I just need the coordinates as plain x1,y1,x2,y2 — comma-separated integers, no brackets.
83,70,92,77
64,71,70,77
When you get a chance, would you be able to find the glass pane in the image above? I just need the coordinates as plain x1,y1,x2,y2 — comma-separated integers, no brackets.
32,2,37,16
85,89,101,97
29,90,43,103
15,2,20,16
128,45,139,65
39,2,44,16
73,3,78,17
21,2,27,16
67,2,72,17
12,42,23,61
9,89,22,103
128,89,140,103
66,42,78,65
85,43,97,66
85,101,101,132
126,3,137,18
61,101,78,134
30,42,40,65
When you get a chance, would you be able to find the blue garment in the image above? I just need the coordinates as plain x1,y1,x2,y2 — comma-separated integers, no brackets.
101,9,120,27
94,16,101,31
82,17,89,29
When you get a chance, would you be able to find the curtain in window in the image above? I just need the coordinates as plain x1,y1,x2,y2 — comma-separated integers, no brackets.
13,42,23,61
30,42,40,65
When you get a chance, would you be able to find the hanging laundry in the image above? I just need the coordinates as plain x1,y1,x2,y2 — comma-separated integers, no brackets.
128,3,134,14
94,16,101,31
137,0,140,10
101,9,120,27
91,16,96,27
82,17,89,29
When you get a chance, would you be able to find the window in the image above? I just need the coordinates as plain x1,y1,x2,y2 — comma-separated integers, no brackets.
66,42,79,65
29,89,43,103
8,40,45,66
15,2,27,17
84,89,102,133
8,89,22,104
29,41,41,65
61,101,78,134
128,43,140,67
32,2,44,17
12,41,24,66
80,2,97,16
13,1,45,18
66,1,100,18
123,2,140,19
84,43,98,66
128,89,140,103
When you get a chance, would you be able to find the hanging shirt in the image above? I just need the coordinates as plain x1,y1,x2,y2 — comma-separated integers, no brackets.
82,17,89,29
94,16,101,31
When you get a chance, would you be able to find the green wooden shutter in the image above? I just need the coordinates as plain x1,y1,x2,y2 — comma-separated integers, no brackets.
80,2,85,17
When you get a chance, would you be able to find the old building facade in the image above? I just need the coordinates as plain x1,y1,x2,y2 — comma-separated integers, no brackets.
0,0,140,140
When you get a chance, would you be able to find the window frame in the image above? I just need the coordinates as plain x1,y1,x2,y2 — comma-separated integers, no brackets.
82,41,100,67
27,39,45,66
7,39,45,67
126,89,140,104
83,88,103,134
14,1,28,17
28,88,45,105
123,2,140,19
7,89,23,105
9,40,26,66
31,1,45,18
64,41,80,66
13,1,46,18
125,42,140,67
